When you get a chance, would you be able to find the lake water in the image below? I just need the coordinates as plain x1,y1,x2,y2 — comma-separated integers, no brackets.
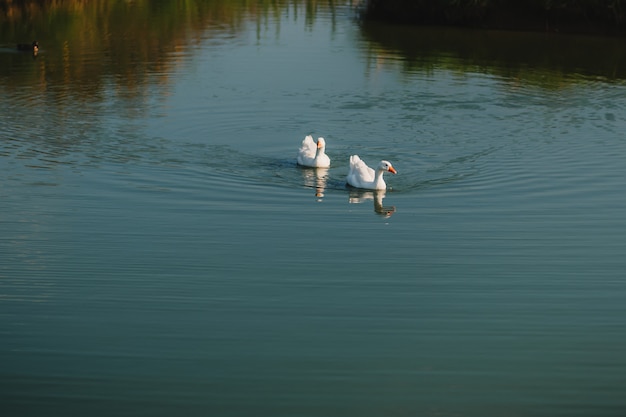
1,1,626,416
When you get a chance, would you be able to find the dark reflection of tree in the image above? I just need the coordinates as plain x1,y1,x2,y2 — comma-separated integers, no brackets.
360,20,626,86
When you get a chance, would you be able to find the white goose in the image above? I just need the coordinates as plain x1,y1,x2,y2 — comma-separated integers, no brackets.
346,155,396,190
297,135,330,168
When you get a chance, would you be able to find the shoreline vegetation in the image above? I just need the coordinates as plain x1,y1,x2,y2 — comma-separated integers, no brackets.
362,0,626,36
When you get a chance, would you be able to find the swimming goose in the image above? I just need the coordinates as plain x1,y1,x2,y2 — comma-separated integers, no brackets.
297,135,330,168
346,155,396,190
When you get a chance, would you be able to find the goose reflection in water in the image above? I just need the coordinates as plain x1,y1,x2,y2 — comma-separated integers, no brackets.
301,167,329,201
349,189,396,218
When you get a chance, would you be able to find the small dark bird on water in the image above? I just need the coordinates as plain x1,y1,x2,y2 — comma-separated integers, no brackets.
17,41,38,52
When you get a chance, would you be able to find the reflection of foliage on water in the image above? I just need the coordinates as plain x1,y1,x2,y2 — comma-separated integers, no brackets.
360,20,626,87
0,0,333,94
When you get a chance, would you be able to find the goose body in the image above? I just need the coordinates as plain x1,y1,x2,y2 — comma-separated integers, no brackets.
346,155,396,190
297,135,330,168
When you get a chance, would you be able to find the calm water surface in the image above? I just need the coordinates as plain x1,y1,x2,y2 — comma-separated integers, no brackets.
1,1,626,416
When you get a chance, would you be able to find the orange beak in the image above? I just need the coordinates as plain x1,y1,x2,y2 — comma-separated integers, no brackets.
317,141,323,149
388,166,397,174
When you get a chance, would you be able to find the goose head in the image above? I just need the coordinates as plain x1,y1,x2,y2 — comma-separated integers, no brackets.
378,160,397,174
316,137,326,151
